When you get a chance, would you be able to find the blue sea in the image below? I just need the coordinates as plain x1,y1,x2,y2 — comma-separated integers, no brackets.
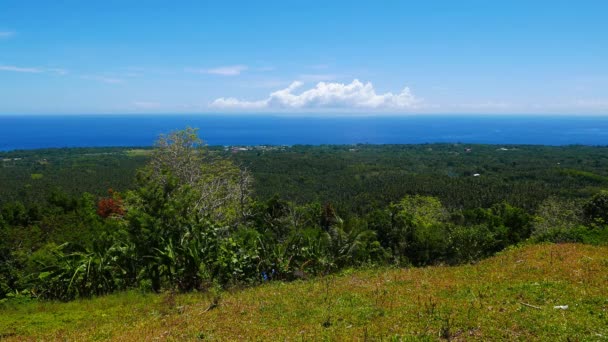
1,115,607,151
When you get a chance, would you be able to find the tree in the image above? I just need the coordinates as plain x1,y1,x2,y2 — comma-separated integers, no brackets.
583,190,608,226
490,202,532,245
144,127,252,226
124,128,255,291
533,197,583,236
385,195,449,265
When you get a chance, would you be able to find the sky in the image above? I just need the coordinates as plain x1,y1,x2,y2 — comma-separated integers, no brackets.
1,0,607,115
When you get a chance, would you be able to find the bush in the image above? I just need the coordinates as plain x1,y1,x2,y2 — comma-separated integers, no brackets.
583,190,608,226
447,224,496,264
533,225,608,245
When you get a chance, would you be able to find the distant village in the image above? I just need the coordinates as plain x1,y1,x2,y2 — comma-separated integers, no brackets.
225,145,289,153
2,145,528,179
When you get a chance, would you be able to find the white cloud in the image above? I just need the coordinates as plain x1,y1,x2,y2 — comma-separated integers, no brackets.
81,75,124,84
187,65,248,76
211,97,268,109
211,79,421,111
0,65,68,75
0,65,42,73
0,31,15,39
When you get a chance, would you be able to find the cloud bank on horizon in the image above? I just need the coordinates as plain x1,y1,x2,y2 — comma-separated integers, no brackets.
211,79,420,111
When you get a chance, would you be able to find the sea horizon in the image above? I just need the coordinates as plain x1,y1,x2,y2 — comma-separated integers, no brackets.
1,114,608,151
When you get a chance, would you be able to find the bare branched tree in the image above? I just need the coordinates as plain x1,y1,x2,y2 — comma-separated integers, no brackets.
146,127,252,226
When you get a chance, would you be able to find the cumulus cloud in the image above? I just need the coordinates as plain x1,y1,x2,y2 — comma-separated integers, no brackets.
211,79,420,110
211,97,268,109
187,65,247,76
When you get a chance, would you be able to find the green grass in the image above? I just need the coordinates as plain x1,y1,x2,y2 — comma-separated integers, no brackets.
1,243,607,341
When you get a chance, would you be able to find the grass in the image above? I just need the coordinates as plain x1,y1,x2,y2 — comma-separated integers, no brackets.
124,149,153,157
1,243,607,341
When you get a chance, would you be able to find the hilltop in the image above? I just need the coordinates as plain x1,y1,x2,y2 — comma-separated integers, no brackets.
2,243,606,340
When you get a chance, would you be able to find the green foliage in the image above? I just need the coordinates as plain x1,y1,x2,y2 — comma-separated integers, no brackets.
3,244,607,340
583,190,608,225
0,147,149,206
30,240,135,300
533,224,608,244
4,144,608,215
532,197,583,237
232,144,608,213
388,195,448,265
118,128,257,292
144,127,251,226
1,133,607,302
30,173,44,180
446,224,496,263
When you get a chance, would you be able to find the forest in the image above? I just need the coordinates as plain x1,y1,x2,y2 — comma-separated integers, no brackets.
1,128,608,301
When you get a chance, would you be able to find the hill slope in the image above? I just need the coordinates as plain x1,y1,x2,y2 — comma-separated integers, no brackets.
1,243,607,341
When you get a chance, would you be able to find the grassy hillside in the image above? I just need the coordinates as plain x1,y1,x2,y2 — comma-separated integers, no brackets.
1,243,606,341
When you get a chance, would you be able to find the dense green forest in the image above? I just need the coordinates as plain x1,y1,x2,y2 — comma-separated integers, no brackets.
1,129,608,301
233,143,608,213
3,142,608,213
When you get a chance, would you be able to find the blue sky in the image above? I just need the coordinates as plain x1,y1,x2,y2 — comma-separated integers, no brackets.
1,0,607,115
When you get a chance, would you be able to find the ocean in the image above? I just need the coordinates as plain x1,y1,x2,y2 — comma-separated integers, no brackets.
1,115,607,151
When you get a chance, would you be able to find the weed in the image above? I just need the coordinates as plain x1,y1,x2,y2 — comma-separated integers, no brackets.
321,275,334,328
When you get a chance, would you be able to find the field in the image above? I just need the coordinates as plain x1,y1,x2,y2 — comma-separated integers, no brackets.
1,243,606,341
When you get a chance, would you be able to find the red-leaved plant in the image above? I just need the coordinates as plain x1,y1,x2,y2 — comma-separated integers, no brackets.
97,188,125,218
